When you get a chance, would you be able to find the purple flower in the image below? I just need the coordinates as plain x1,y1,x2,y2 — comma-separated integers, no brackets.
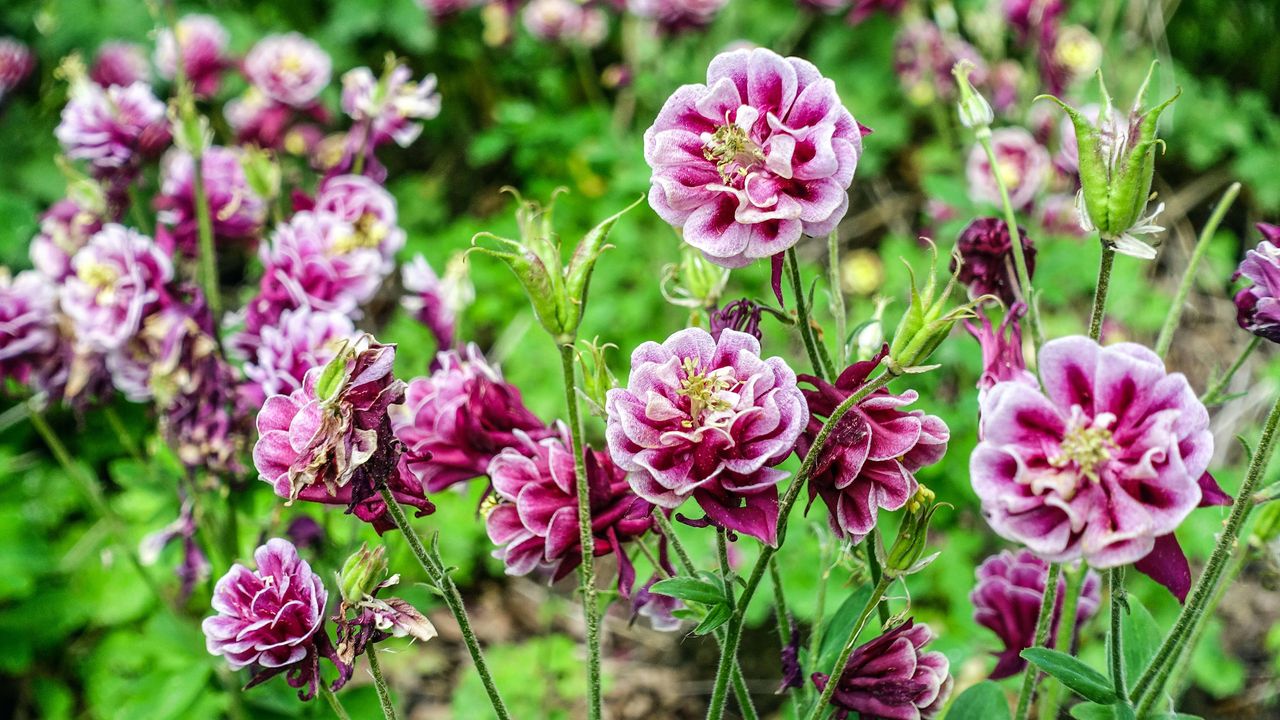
952,217,1036,306
56,80,171,175
418,0,484,19
392,344,550,492
244,33,331,108
340,63,441,149
643,47,863,268
522,0,608,46
203,538,349,700
0,269,61,386
157,146,268,256
966,127,1050,211
257,210,383,316
628,0,729,34
225,87,330,151
486,426,654,593
1037,192,1086,237
253,339,433,532
240,306,356,406
60,224,173,351
964,305,1036,395
155,14,232,97
972,549,1101,679
1004,0,1064,47
0,37,35,101
605,328,808,545
987,60,1024,116
846,0,908,24
798,350,948,542
971,336,1231,600
400,253,472,350
1233,224,1280,344
312,174,405,276
708,298,764,342
894,20,987,104
810,619,952,720
633,574,684,631
140,498,209,601
90,43,149,88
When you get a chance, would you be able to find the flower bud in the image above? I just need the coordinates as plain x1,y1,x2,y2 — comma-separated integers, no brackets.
952,59,993,133
883,485,944,578
338,542,389,604
240,146,281,203
576,337,618,417
888,245,979,372
852,297,889,362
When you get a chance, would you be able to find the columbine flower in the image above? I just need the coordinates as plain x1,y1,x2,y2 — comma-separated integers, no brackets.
486,426,654,593
894,20,987,105
225,86,330,151
240,306,356,406
155,14,232,97
253,339,434,532
60,224,173,352
400,253,473,350
244,33,331,108
971,336,1231,600
341,60,441,150
156,146,268,256
643,47,863,268
952,217,1036,306
1233,223,1280,343
966,127,1050,211
629,0,729,34
810,619,952,720
203,538,349,700
972,549,1101,679
392,344,550,492
798,350,948,542
332,544,437,664
708,298,765,342
418,0,484,19
56,77,171,175
0,269,61,386
522,0,608,46
89,42,149,88
605,328,808,545
964,304,1037,396
0,37,35,101
140,498,209,601
312,174,405,275
257,209,384,317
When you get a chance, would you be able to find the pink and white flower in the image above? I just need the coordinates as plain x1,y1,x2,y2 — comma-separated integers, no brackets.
60,224,173,351
155,14,232,97
157,146,268,255
0,269,61,386
966,127,1051,211
240,306,356,406
244,33,331,108
56,80,171,174
89,42,149,88
341,63,441,148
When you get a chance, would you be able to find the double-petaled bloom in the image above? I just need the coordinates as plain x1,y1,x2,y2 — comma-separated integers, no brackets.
810,619,952,720
157,146,268,256
1233,223,1280,343
486,426,654,594
239,306,356,406
244,33,331,108
341,62,442,149
89,43,149,88
256,209,385,319
155,14,232,97
966,127,1050,211
971,336,1230,600
203,538,349,700
605,328,808,545
30,199,104,281
0,269,61,386
312,174,405,276
798,350,949,542
56,78,171,176
60,224,173,352
643,47,862,268
972,549,1101,679
952,217,1036,307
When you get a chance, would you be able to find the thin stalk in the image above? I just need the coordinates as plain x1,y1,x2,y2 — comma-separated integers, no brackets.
377,486,511,719
1038,565,1087,720
1014,562,1063,720
864,532,890,625
192,152,221,316
558,343,603,720
806,538,833,670
1132,393,1280,715
978,133,1043,347
804,577,892,720
319,684,352,720
1154,183,1241,358
786,247,835,381
1088,246,1116,342
1108,567,1128,701
768,555,791,650
827,231,848,368
103,405,142,462
1168,545,1249,699
366,648,399,720
1201,336,1261,405
704,369,897,720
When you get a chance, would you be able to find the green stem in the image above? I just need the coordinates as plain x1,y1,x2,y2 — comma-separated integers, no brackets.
1088,245,1116,342
1108,567,1128,701
1201,336,1261,405
1168,545,1249,700
1038,565,1087,720
865,531,890,625
1014,562,1063,720
319,684,352,720
703,369,897,720
366,648,399,720
191,151,221,317
768,555,791,650
103,405,143,462
787,247,835,381
979,132,1043,348
804,577,892,720
1154,183,1241,358
807,538,832,670
558,343,603,720
827,231,848,368
377,486,510,719
1132,393,1280,715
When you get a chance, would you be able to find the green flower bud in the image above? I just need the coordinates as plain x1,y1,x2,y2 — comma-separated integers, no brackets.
576,338,618,418
1038,62,1179,259
952,60,993,133
338,542,388,604
887,246,979,372
882,486,945,579
241,147,282,203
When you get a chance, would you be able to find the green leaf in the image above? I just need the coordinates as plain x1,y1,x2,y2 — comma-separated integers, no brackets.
1021,648,1118,705
648,577,726,605
816,583,873,672
1121,597,1161,681
693,602,733,636
1069,702,1136,720
944,681,1010,720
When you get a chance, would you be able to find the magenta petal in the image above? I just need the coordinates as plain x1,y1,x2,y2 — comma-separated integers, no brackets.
1134,533,1192,602
1197,471,1232,507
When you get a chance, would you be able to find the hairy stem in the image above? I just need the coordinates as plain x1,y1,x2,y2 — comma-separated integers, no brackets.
1038,564,1087,720
366,648,399,720
804,577,892,720
1202,336,1261,405
1088,245,1116,342
827,231,848,368
319,684,352,720
1155,183,1241,358
1108,567,1128,701
979,133,1043,347
1014,562,1062,720
787,247,835,381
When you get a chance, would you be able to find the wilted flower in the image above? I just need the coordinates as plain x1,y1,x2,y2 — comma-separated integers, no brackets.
966,127,1050,211
393,344,550,492
643,47,863,268
312,174,405,275
1233,223,1280,343
972,549,1101,679
244,33,331,108
56,77,171,175
0,269,61,386
798,350,948,542
629,0,729,34
964,305,1036,396
156,146,268,255
708,298,764,342
89,43,149,88
332,544,437,663
0,37,35,101
155,14,232,97
60,224,173,352
240,306,356,406
203,538,349,700
401,253,473,350
810,619,952,720
971,336,1231,600
486,425,654,592
952,217,1036,306
894,20,987,105
341,61,441,151
605,328,808,545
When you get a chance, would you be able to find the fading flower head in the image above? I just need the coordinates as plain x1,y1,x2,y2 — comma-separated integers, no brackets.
966,127,1050,211
244,33,331,108
810,619,952,720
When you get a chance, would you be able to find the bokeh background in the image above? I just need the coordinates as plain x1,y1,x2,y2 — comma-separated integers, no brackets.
3,0,1280,718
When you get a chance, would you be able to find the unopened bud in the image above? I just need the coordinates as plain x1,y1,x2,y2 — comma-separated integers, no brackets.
883,486,944,578
338,543,388,604
953,60,994,132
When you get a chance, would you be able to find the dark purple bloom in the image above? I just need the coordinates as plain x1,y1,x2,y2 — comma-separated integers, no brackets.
1234,224,1280,343
846,0,907,24
140,498,210,601
0,37,35,101
605,328,808,546
972,549,1101,679
708,299,764,342
0,269,61,386
798,350,949,542
628,0,729,34
31,198,105,281
60,224,173,352
157,146,268,256
155,14,232,97
1004,0,1064,47
418,0,484,19
810,619,952,720
952,217,1036,306
633,572,684,631
90,43,149,88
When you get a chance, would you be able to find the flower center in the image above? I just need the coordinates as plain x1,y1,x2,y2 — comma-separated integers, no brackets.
277,53,305,77
1049,411,1116,483
995,157,1022,188
332,213,388,254
703,121,763,184
77,261,119,293
675,357,734,428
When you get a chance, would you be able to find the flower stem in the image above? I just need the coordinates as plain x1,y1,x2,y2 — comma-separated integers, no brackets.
319,684,352,720
786,247,835,381
979,133,1043,347
103,405,143,462
557,343,603,720
1132,393,1280,715
191,151,221,317
827,231,848,368
804,576,892,720
1154,182,1241,358
1201,336,1261,405
377,486,511,720
807,537,833,669
1014,562,1062,720
1107,567,1128,701
703,368,897,720
366,648,399,720
1088,245,1116,342
1037,564,1087,720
